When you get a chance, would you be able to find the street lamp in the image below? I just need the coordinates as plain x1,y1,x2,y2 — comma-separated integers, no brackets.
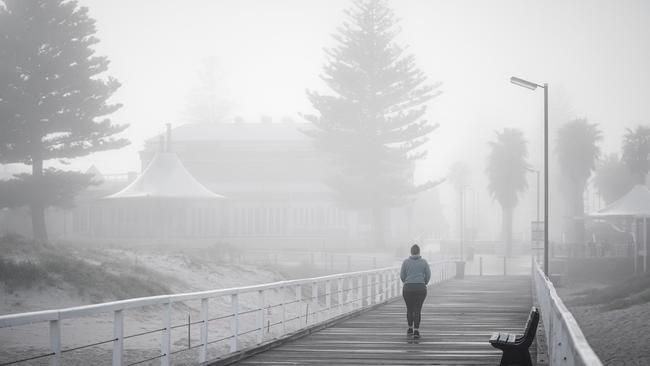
511,76,549,276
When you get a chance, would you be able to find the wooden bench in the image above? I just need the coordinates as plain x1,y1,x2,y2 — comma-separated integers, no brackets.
489,306,539,366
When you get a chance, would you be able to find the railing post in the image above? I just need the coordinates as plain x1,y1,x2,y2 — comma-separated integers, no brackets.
395,270,400,296
347,277,354,309
257,290,266,344
325,280,332,314
480,256,483,276
199,298,208,363
311,282,319,324
382,272,388,299
230,293,239,352
374,273,380,303
504,256,507,276
337,278,344,314
113,310,124,366
49,319,61,366
366,274,372,305
161,302,171,366
281,287,287,336
295,284,302,326
357,276,363,308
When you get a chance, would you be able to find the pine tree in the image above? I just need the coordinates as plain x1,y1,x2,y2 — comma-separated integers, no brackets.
303,0,442,247
0,0,128,241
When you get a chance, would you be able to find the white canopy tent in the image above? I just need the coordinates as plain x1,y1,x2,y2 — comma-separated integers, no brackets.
590,184,650,273
96,152,225,239
105,152,224,200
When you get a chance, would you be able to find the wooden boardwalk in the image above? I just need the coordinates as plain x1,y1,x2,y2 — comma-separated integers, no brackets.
232,276,534,365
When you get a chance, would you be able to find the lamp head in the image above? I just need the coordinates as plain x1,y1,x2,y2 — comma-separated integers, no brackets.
510,76,539,90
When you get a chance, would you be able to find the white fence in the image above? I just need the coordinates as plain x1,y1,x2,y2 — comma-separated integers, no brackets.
532,261,603,366
0,261,456,366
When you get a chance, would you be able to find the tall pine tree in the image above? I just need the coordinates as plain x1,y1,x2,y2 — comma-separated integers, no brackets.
303,0,441,247
0,0,128,241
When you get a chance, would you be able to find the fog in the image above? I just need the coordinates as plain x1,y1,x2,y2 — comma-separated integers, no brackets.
63,0,650,241
3,1,650,364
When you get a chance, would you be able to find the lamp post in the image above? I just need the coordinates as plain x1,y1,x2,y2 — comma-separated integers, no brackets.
511,76,549,276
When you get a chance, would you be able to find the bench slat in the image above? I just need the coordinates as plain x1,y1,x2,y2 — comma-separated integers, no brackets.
490,332,499,342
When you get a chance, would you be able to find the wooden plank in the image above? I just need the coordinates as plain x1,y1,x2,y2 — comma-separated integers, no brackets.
225,276,534,365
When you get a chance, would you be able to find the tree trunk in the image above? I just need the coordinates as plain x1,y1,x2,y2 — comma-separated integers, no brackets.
30,156,48,242
502,206,513,257
372,207,386,249
566,181,586,243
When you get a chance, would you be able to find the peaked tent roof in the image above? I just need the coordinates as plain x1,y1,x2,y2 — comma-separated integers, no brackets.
591,184,650,218
104,152,224,200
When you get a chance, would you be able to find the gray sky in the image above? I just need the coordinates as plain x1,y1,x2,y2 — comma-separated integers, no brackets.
59,0,650,238
71,0,650,175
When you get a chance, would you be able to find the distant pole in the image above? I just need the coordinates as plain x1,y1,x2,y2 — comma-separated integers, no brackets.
536,170,540,223
460,188,464,261
544,83,549,276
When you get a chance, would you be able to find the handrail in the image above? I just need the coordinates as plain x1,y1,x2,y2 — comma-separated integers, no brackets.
532,261,603,366
0,260,457,366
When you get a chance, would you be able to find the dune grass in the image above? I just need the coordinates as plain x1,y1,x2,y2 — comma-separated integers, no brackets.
568,273,650,310
0,235,170,302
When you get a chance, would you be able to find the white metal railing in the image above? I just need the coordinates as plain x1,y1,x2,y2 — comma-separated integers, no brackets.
532,261,603,366
0,261,456,366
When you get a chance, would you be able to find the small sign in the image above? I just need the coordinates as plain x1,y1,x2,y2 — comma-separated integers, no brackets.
531,221,545,242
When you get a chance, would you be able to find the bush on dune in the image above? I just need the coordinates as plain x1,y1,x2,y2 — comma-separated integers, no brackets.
0,235,171,302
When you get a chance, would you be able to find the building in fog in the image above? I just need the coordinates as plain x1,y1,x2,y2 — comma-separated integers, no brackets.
135,120,414,247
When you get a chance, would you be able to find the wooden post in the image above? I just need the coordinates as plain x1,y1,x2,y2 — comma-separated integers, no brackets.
337,279,344,314
113,310,124,366
230,294,239,352
161,302,171,366
374,274,380,303
200,298,208,363
357,276,363,308
325,280,332,313
312,282,319,324
49,319,61,366
281,287,287,335
295,284,302,326
257,290,265,344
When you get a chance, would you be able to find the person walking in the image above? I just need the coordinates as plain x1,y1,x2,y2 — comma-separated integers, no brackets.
400,244,431,339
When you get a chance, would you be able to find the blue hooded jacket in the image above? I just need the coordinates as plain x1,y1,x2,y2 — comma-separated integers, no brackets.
400,255,431,285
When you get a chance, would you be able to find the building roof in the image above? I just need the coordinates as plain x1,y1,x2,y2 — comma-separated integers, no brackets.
104,152,224,200
591,184,650,218
146,122,313,143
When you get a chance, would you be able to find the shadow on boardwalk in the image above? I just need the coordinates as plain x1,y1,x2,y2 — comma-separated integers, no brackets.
232,276,534,365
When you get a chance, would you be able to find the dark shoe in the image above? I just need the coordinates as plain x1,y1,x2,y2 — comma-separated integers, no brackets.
407,328,413,336
413,330,420,339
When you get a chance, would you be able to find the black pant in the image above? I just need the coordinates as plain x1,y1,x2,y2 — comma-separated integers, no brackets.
402,283,427,328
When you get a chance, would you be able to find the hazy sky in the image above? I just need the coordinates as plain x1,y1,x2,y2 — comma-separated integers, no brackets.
37,0,650,237
69,0,650,175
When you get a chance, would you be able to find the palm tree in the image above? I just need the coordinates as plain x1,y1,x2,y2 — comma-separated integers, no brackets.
486,128,529,256
555,118,602,242
622,125,650,184
593,153,635,205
